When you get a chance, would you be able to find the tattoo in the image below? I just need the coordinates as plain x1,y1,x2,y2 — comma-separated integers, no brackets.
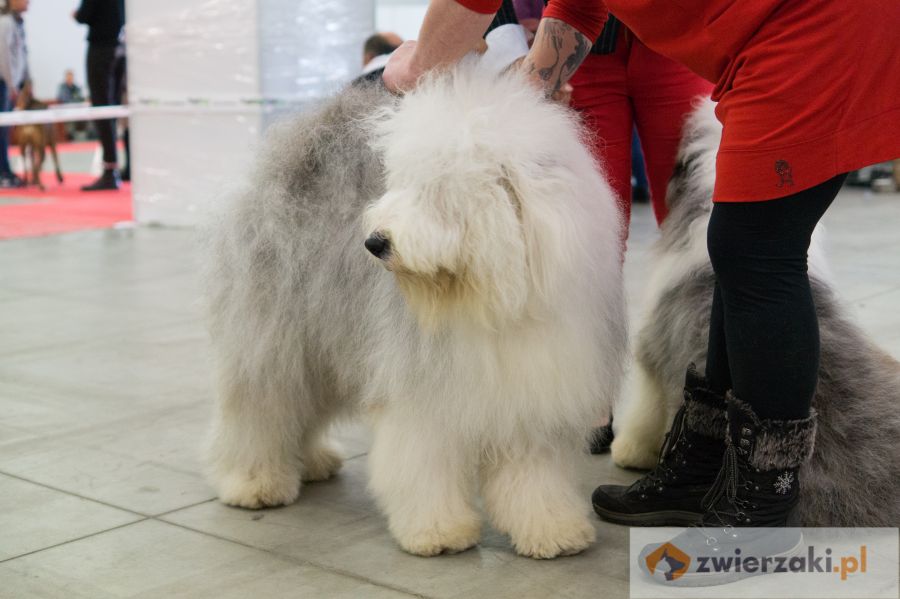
562,32,590,82
528,18,591,97
537,21,564,83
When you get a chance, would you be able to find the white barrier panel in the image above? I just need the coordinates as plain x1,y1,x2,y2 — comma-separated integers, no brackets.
129,105,262,227
127,0,374,227
0,105,129,126
127,0,260,103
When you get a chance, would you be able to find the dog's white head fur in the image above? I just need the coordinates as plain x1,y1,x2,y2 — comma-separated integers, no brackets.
364,58,621,330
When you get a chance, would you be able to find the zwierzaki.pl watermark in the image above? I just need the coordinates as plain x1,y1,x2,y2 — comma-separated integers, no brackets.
629,527,899,598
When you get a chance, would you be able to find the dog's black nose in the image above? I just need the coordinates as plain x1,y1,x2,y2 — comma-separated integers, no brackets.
365,234,391,259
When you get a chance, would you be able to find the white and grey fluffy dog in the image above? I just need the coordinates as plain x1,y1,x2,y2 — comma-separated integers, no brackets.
612,99,900,526
202,59,627,558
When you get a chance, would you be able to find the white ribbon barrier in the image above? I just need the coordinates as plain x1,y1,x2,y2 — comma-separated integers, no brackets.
0,105,130,127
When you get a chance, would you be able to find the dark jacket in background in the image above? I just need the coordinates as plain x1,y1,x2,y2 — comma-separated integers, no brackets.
74,0,124,46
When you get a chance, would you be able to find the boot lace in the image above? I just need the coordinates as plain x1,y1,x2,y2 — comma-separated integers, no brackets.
699,443,786,528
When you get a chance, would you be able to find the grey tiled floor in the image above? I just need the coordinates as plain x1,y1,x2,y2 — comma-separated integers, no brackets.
1,187,898,598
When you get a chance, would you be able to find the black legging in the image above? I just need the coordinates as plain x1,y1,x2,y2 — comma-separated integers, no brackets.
87,44,119,166
704,174,847,420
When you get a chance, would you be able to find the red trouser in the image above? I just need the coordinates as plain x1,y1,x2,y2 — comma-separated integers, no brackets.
570,33,713,229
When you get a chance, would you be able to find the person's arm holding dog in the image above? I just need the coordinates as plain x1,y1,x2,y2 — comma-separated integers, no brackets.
382,0,495,92
521,2,605,96
383,0,607,97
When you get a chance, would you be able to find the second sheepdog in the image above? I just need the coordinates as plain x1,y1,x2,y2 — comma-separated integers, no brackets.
612,99,900,526
202,60,627,558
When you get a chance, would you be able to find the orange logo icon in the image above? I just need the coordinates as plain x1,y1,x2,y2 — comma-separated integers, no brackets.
645,543,691,581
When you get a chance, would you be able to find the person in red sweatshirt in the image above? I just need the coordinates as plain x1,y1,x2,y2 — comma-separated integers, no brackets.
570,16,712,228
566,14,714,458
384,0,900,539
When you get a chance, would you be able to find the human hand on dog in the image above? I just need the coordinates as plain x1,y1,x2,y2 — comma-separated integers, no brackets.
383,40,422,94
384,38,489,94
383,0,493,94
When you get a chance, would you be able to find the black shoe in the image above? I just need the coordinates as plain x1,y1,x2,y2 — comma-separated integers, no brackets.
592,366,726,526
700,395,812,527
120,166,130,182
637,396,816,586
632,185,650,203
81,169,121,191
588,418,614,454
0,173,23,188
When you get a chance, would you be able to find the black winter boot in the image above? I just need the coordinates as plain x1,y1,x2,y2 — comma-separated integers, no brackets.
637,395,817,586
81,168,121,191
592,366,726,526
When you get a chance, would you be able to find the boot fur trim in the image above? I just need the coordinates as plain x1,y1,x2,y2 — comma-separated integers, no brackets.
727,394,818,470
683,364,727,439
685,398,727,439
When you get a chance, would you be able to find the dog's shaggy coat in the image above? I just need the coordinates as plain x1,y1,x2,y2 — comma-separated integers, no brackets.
202,60,627,558
612,99,900,526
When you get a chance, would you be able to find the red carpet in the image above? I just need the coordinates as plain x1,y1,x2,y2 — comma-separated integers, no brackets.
8,141,106,157
0,172,132,239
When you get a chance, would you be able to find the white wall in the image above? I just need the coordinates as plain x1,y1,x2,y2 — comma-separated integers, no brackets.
127,0,375,226
375,0,427,41
23,2,88,100
22,0,426,101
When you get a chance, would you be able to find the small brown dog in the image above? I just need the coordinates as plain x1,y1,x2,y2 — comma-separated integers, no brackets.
15,80,64,190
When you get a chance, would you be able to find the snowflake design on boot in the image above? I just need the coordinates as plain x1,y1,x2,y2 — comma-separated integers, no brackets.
774,471,794,495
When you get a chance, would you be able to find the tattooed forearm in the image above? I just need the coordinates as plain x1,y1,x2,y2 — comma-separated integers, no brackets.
562,32,589,81
524,18,592,97
537,26,563,83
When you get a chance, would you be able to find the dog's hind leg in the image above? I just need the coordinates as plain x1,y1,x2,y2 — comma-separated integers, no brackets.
19,142,28,185
298,404,344,482
368,407,481,557
610,359,669,469
206,359,306,509
34,146,45,191
481,440,595,559
49,139,63,183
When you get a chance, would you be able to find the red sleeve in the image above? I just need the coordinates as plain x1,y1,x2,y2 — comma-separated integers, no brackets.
543,0,608,41
455,0,502,14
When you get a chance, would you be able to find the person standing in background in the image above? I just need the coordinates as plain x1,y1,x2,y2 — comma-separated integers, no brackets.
73,0,124,191
360,32,403,79
569,17,712,231
111,32,128,180
57,68,88,142
570,16,712,454
0,0,29,188
56,69,84,103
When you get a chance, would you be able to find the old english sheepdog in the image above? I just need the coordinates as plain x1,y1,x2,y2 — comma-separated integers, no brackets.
202,59,627,558
612,99,900,526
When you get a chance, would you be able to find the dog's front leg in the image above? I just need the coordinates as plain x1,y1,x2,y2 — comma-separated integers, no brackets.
368,407,481,557
481,441,595,559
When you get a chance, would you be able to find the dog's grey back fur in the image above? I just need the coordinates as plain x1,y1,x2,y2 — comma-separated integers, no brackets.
637,100,900,526
201,81,412,413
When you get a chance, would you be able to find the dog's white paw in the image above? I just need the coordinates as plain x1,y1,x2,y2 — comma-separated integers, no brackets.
611,434,659,470
510,513,596,559
301,444,344,482
394,520,481,557
215,468,301,509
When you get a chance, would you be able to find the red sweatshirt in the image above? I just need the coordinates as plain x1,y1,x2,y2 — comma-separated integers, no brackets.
459,0,783,86
459,0,900,202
